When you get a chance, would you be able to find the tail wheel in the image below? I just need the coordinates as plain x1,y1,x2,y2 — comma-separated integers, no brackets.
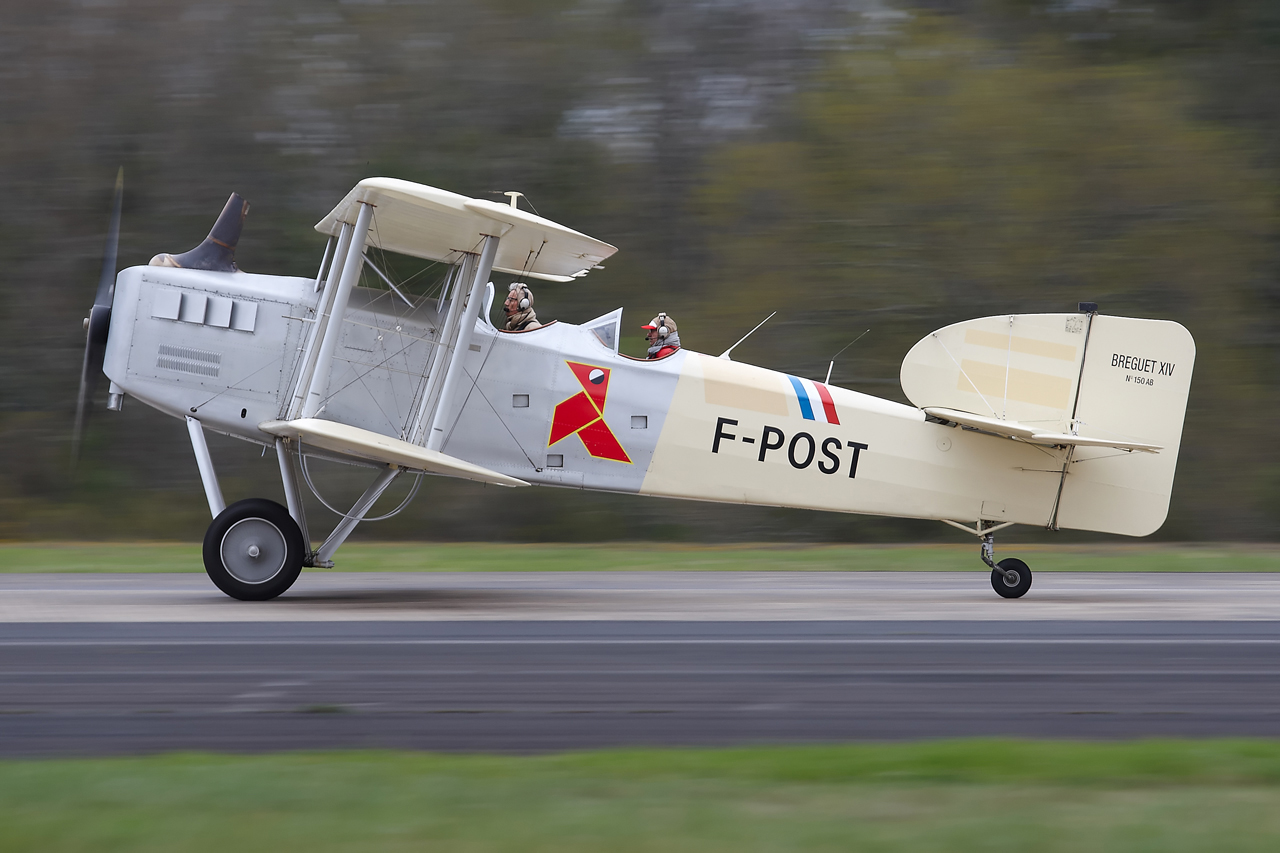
991,558,1033,599
203,499,305,601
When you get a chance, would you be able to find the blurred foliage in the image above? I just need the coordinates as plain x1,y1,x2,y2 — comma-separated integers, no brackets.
0,0,1277,542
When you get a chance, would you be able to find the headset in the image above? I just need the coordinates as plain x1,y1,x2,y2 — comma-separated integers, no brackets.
656,312,668,339
509,283,531,310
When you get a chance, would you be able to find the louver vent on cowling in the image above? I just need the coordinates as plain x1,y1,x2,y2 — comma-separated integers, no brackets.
151,289,258,332
156,343,221,377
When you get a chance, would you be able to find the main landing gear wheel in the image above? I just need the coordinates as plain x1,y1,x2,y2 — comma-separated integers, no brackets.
203,498,305,601
991,558,1033,599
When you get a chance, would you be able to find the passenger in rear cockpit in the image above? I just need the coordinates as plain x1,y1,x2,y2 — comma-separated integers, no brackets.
502,282,542,332
643,313,681,359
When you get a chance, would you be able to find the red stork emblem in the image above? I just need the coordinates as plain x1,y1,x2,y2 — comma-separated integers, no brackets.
548,361,632,463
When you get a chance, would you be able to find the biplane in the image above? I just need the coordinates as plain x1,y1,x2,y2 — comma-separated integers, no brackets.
74,174,1195,600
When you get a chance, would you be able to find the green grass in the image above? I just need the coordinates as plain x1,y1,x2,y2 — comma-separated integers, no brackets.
1,541,1280,573
2,741,1280,851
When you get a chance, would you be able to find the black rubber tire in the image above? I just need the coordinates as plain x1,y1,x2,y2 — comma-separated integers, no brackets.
990,557,1033,599
203,498,305,601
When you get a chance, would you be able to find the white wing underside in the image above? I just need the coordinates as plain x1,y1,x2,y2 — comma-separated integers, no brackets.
260,418,529,487
314,178,618,283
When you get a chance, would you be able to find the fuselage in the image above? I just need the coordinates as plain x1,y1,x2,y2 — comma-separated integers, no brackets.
105,264,1081,532
449,320,1078,529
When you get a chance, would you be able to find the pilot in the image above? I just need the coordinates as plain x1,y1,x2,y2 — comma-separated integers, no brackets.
502,282,542,332
643,313,681,359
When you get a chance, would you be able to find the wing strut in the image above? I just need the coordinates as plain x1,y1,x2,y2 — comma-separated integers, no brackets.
423,234,500,451
286,220,355,419
407,251,478,442
300,202,375,418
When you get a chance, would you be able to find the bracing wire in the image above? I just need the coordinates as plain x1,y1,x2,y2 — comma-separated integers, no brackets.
367,209,450,303
520,240,547,280
298,446,424,522
933,334,999,417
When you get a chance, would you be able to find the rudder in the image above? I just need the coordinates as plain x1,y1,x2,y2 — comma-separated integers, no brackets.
1053,315,1195,536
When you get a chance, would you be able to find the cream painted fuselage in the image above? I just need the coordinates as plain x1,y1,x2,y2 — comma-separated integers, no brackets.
443,323,1065,532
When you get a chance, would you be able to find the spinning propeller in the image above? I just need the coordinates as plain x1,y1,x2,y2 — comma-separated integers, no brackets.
72,168,124,461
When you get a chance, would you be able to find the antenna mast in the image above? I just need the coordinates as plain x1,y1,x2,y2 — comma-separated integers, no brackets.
824,329,870,384
718,312,777,360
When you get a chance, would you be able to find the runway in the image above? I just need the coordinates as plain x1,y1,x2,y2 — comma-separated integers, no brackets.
0,572,1277,755
5,570,1280,622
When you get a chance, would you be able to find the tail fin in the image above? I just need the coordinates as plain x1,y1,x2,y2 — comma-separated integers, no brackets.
901,312,1195,536
1053,315,1195,536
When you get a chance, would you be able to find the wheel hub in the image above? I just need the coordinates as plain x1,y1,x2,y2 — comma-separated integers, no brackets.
220,518,287,585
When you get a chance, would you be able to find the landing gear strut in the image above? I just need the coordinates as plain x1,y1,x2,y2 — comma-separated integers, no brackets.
941,519,1034,599
980,529,1032,599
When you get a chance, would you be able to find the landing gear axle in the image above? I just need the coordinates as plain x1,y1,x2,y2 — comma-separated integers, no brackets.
203,498,305,601
980,530,1033,599
990,557,1032,598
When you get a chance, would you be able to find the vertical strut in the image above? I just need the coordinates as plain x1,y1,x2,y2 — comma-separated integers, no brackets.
288,221,354,419
275,438,310,556
978,522,1010,579
426,234,500,451
313,235,335,293
409,253,476,444
186,416,225,518
302,202,374,419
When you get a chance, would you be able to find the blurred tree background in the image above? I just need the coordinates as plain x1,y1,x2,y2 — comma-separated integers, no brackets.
1,0,1277,543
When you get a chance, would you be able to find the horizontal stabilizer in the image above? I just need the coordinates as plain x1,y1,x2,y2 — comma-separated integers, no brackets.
1023,433,1162,453
260,418,529,487
922,407,1037,439
922,407,1162,453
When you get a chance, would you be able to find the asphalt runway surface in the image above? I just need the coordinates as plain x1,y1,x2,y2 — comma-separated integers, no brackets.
1,572,1278,756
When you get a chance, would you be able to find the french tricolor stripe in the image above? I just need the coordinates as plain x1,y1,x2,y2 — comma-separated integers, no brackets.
787,376,841,425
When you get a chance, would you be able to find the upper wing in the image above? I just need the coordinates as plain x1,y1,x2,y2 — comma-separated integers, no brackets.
314,178,618,283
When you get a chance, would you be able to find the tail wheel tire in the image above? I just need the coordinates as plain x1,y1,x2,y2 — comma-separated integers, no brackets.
203,498,305,601
991,558,1033,599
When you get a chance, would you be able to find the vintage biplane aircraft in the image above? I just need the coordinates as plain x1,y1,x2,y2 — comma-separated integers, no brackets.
74,174,1195,600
